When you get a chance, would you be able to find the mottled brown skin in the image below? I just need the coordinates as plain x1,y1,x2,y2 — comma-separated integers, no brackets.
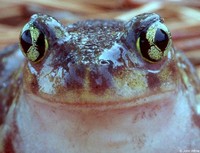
0,13,200,153
21,13,177,104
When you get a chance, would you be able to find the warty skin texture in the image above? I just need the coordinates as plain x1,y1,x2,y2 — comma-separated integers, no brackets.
0,13,200,152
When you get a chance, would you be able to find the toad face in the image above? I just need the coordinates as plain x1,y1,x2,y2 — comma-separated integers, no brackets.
1,12,200,153
19,13,175,106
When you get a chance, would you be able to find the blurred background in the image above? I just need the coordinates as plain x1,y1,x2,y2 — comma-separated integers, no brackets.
0,0,200,72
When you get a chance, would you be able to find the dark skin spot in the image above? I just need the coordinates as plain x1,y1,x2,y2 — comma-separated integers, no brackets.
3,106,19,153
89,65,113,94
31,78,39,95
4,131,15,153
192,114,200,129
64,64,85,89
147,72,160,89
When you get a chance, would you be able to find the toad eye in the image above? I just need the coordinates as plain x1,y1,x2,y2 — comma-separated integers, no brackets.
136,21,171,63
19,24,48,63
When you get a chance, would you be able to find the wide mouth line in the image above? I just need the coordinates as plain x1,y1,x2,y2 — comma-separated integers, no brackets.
24,89,176,111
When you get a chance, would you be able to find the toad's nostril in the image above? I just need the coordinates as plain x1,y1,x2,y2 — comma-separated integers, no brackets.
99,59,111,65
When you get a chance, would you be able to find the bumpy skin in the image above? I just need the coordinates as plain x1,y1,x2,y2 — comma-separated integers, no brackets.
0,13,200,153
23,13,177,104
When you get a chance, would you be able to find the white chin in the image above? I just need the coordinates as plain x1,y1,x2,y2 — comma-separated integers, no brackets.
11,90,199,153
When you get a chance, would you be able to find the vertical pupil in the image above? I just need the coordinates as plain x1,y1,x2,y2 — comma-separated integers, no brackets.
139,32,157,62
154,29,169,51
36,32,46,60
20,30,32,53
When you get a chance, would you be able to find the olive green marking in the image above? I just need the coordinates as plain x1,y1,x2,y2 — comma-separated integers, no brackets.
25,26,41,62
148,46,162,61
158,65,176,91
136,37,141,54
30,26,40,43
146,22,163,61
146,24,157,46
158,66,170,82
55,26,65,38
114,70,148,96
44,38,48,55
27,46,40,62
